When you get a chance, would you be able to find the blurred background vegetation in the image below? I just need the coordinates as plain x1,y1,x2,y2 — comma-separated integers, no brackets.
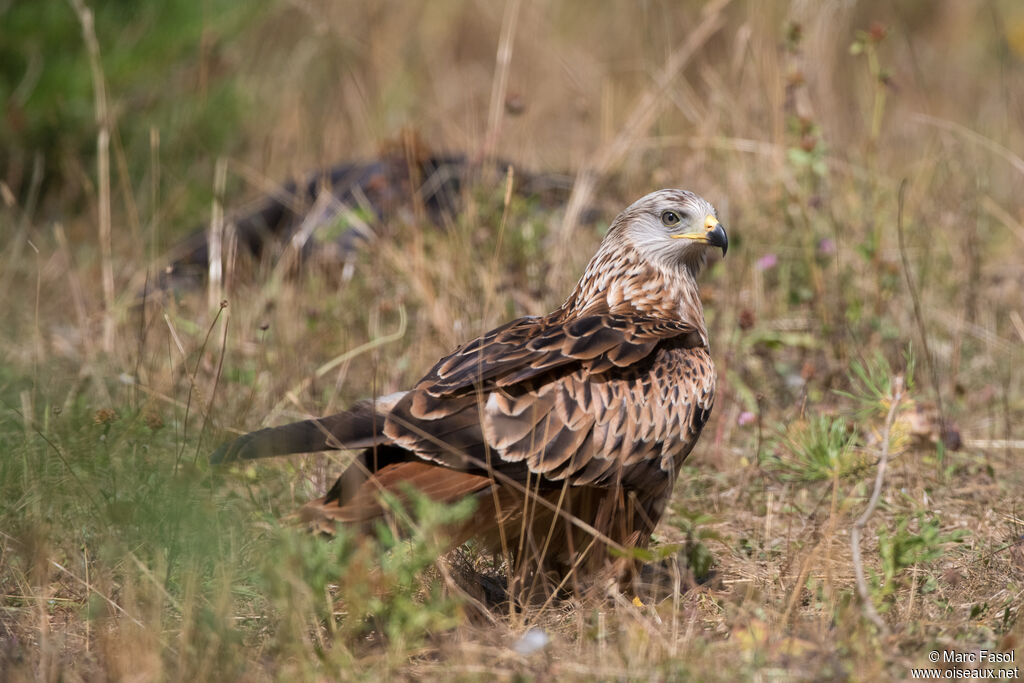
2,0,1023,679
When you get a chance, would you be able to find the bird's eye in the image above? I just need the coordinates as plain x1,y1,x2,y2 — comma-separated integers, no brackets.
661,210,682,227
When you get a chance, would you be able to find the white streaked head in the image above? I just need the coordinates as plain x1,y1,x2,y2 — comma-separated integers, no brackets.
606,189,727,273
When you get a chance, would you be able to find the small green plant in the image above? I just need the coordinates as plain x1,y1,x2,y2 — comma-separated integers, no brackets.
667,505,721,582
785,117,828,180
871,511,968,609
258,486,476,662
837,349,916,419
766,414,865,483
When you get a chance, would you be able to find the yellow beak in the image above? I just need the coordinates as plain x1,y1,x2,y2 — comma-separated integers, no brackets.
670,215,729,256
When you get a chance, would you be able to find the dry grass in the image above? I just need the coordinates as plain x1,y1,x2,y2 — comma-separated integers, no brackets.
2,0,1024,679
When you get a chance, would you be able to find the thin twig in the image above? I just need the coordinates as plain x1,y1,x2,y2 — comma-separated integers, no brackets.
1010,311,1024,345
850,376,904,635
208,157,228,311
963,438,1024,450
69,0,115,353
482,0,522,162
194,300,230,464
173,303,228,474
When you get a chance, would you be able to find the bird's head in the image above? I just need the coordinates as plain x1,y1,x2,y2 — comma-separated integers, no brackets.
608,189,727,274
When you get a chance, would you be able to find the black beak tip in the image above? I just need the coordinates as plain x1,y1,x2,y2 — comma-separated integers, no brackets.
710,223,728,257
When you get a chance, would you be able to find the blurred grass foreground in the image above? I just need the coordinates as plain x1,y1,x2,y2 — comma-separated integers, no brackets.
2,1,1024,679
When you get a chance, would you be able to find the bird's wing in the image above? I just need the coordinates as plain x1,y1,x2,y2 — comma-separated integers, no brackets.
384,311,714,490
421,311,705,396
484,344,715,489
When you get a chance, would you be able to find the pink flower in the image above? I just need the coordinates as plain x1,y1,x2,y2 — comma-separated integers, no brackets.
756,253,777,270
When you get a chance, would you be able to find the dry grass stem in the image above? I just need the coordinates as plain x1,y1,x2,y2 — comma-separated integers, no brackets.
851,377,905,636
68,0,116,353
483,0,522,162
208,158,228,311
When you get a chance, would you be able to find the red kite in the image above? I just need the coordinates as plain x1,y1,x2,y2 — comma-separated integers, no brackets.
214,189,727,593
